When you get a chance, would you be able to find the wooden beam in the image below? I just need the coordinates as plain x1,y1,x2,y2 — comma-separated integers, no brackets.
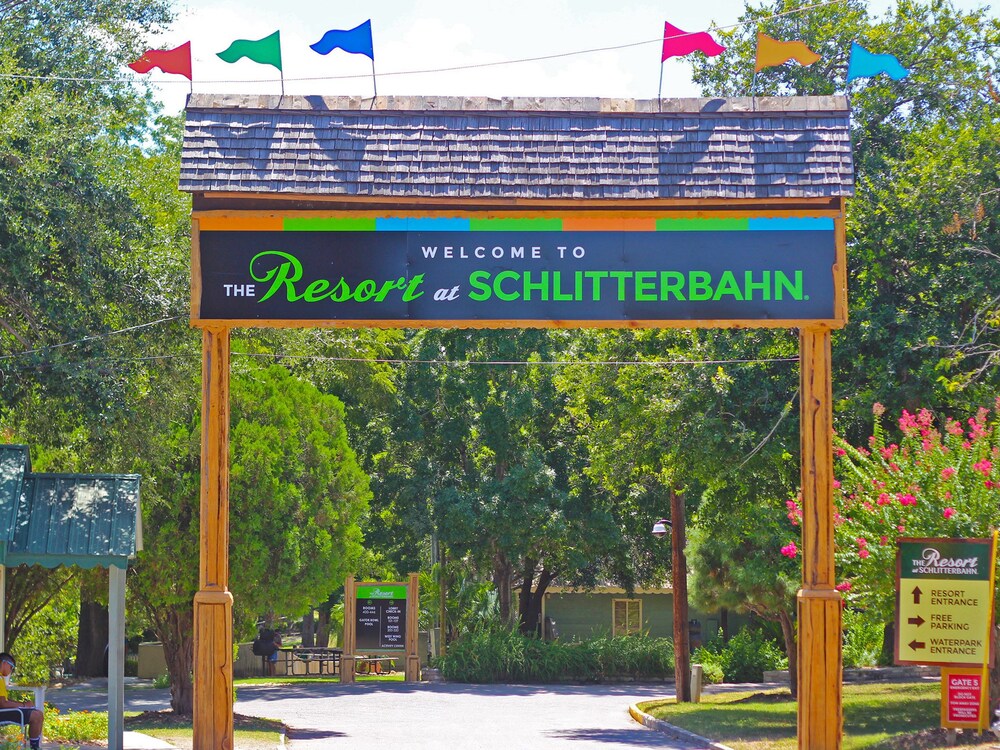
798,327,843,749
406,573,420,682
192,191,844,213
193,326,234,750
341,576,356,684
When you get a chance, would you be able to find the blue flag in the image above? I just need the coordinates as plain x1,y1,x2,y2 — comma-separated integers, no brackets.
846,43,908,82
311,19,374,59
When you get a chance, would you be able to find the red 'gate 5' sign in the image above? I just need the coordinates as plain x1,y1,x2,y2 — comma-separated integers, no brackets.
941,668,986,729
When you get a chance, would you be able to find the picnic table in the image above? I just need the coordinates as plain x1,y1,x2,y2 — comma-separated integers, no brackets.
275,646,342,677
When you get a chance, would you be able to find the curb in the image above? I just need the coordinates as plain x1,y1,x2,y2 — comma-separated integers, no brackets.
628,703,736,750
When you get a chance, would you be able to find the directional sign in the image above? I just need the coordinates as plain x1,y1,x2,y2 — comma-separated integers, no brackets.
355,583,408,652
895,538,996,668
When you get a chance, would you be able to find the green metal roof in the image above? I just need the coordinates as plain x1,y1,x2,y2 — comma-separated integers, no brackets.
0,446,30,551
0,445,142,569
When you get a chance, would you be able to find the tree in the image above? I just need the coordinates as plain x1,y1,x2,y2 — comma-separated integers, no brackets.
376,328,625,634
129,362,370,713
689,499,801,697
689,0,1000,434
831,402,1000,619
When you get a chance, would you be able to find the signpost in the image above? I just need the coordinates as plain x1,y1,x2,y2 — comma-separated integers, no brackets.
895,536,998,734
342,574,419,684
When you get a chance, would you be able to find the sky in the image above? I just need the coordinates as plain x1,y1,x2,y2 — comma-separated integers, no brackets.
144,0,998,115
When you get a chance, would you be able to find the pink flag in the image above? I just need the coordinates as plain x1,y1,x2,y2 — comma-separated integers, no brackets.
661,22,725,62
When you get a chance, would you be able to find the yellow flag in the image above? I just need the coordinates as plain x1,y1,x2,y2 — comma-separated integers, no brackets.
755,32,820,72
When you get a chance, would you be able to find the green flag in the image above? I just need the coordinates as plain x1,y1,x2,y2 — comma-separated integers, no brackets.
217,31,282,70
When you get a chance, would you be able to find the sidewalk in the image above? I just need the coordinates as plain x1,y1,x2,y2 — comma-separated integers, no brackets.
47,732,176,750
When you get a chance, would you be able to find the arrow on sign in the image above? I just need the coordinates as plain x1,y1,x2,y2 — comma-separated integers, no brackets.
912,586,923,605
907,615,925,627
908,640,926,651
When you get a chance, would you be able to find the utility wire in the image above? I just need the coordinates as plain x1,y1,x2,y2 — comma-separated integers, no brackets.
0,316,185,361
0,0,850,87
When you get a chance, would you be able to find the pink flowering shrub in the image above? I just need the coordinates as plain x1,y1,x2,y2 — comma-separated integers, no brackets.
797,402,1000,622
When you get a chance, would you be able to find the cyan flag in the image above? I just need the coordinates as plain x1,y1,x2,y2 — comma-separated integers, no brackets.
311,20,374,59
846,43,908,82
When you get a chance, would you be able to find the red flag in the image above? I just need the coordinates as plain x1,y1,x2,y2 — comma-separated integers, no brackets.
661,22,726,62
128,41,192,80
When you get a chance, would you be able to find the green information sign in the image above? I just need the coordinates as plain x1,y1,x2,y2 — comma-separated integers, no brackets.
355,582,407,651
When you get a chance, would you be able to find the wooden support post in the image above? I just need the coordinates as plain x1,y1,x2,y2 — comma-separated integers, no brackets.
194,326,234,750
671,488,691,702
108,565,126,750
406,572,420,682
798,327,843,750
341,576,356,684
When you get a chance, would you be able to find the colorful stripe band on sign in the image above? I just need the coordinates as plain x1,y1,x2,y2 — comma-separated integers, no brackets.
252,216,836,233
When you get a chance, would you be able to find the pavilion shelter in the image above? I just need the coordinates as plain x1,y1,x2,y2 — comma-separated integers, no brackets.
0,444,141,750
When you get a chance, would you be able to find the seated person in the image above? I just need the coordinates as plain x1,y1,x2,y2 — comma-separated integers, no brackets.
0,652,43,749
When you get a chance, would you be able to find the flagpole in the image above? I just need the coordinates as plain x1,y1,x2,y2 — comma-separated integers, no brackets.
657,61,664,112
370,57,377,110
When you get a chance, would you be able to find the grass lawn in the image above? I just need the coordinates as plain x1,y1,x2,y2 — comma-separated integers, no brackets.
639,682,1000,750
125,711,284,750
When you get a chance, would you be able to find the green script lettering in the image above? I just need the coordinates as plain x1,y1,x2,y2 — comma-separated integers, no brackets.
249,250,424,304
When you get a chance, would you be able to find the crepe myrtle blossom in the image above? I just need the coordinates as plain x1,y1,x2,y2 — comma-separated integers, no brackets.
787,403,1000,621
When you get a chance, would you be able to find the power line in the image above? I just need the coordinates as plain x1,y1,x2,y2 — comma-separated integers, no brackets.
0,0,850,87
0,316,185,361
235,352,799,367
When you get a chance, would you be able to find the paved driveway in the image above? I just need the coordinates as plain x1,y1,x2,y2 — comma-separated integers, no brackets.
47,679,722,749
234,681,706,749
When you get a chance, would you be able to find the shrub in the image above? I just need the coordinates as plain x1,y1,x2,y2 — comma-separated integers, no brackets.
842,609,884,668
438,625,674,683
693,654,724,684
44,710,108,742
692,628,786,683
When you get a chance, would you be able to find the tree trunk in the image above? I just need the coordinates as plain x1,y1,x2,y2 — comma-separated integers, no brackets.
671,488,691,702
159,607,194,715
493,553,513,626
518,566,556,636
301,609,315,648
880,620,894,666
779,609,798,700
75,600,109,677
316,608,330,648
720,608,730,644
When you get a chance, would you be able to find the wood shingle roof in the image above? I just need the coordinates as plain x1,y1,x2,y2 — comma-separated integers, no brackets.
180,94,854,201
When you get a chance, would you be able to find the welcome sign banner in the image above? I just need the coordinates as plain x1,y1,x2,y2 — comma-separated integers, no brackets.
193,214,843,328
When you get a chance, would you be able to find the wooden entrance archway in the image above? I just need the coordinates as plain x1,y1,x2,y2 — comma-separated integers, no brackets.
181,94,853,749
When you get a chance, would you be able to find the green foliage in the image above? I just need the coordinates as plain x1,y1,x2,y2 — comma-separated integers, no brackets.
690,0,1000,433
693,629,787,683
695,658,725,685
842,608,885,669
827,402,1000,621
43,710,108,742
152,673,170,689
438,625,674,683
9,581,79,684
